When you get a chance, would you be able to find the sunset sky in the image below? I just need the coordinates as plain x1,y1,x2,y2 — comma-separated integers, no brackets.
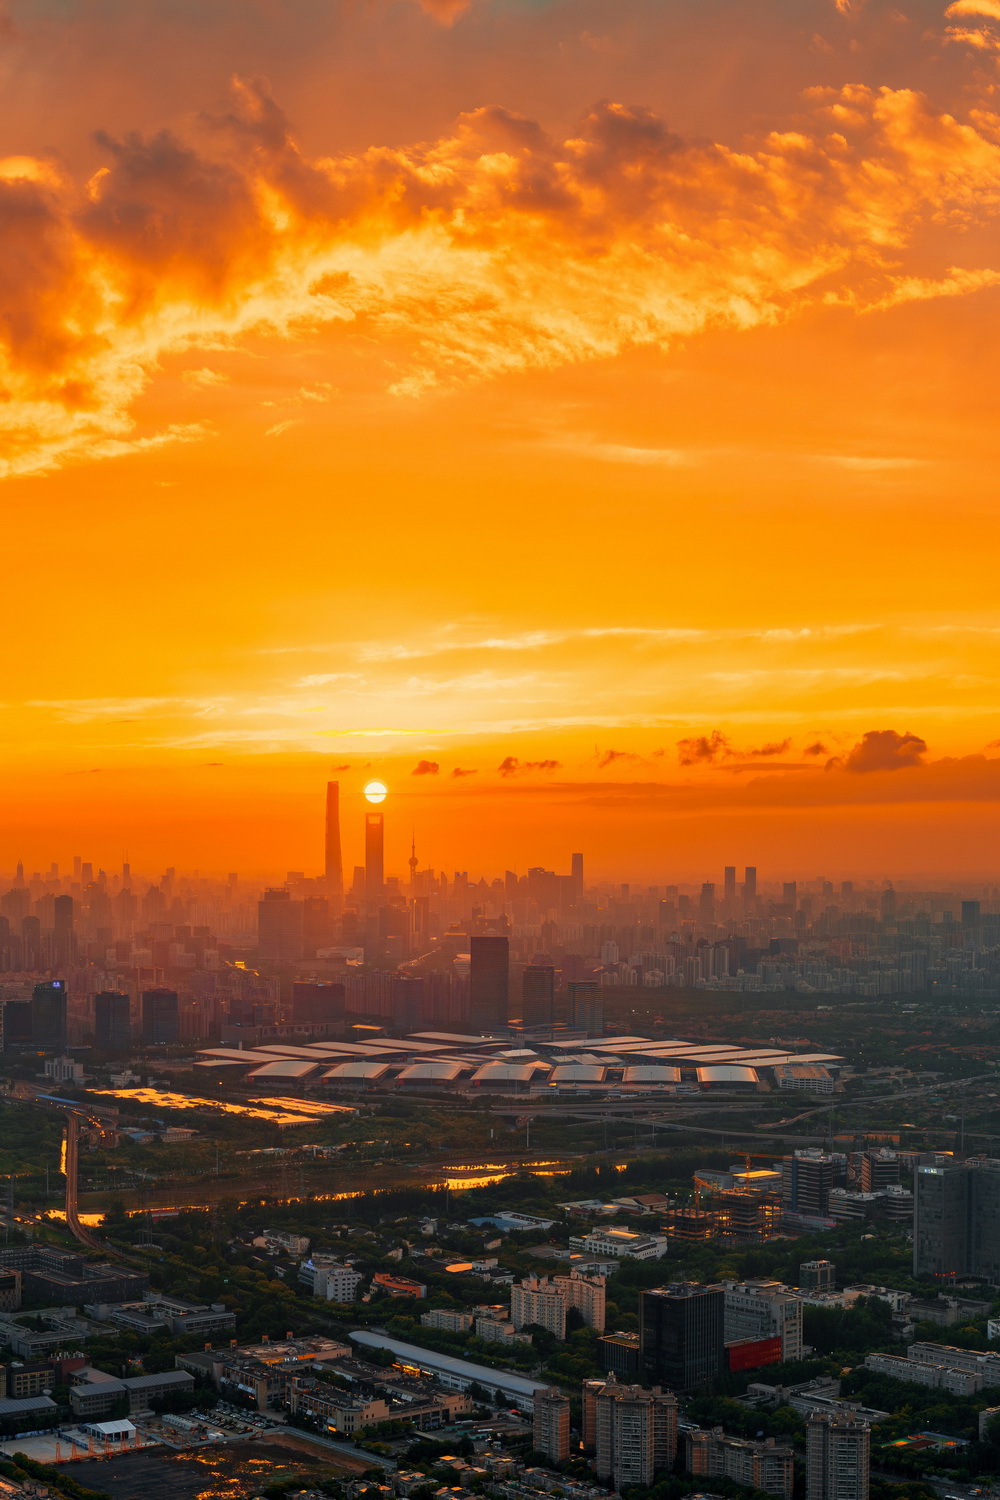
3,0,1000,881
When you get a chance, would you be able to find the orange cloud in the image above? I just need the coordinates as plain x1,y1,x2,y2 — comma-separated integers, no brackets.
2,73,1000,478
412,759,439,774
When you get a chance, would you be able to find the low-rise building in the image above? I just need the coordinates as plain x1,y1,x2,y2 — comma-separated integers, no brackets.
476,1315,531,1346
299,1256,364,1302
0,1393,58,1433
373,1272,426,1300
687,1426,794,1500
570,1229,668,1261
289,1378,390,1435
421,1309,474,1333
864,1353,981,1396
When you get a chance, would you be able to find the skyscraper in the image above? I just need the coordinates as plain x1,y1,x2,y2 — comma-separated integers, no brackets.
53,895,74,968
325,782,343,903
94,991,131,1049
290,981,345,1029
913,1157,1000,1282
781,1150,847,1216
521,965,555,1027
724,866,737,907
699,882,715,922
568,980,603,1035
806,1413,870,1500
570,852,584,903
533,1388,571,1464
470,935,508,1030
365,812,384,905
257,889,305,961
31,981,67,1052
640,1283,725,1391
743,866,757,909
141,988,179,1045
390,976,424,1033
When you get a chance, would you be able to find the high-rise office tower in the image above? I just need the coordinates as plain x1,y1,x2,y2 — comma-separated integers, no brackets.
805,1413,870,1500
533,1388,571,1464
31,981,67,1052
325,782,343,903
913,1157,1000,1282
470,935,509,1030
1,999,30,1050
722,1280,803,1363
257,889,305,961
568,981,603,1036
782,881,797,910
521,965,555,1027
640,1283,725,1391
699,883,715,922
743,866,757,909
290,981,345,1028
724,866,737,907
781,1150,847,1216
94,992,131,1049
585,1377,678,1488
141,988,179,1045
53,895,74,968
570,852,584,903
858,1149,899,1193
365,812,384,905
21,916,41,970
390,976,424,1033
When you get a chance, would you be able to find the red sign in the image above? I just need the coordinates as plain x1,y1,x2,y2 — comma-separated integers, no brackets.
727,1336,783,1372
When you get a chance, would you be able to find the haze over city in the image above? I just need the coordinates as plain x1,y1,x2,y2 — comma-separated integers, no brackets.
0,0,998,875
2,3,1000,1498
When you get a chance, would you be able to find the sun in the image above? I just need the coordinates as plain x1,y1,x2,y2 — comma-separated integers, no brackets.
364,780,388,804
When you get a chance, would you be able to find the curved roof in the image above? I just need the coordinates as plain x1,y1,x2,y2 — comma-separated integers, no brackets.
247,1058,325,1080
322,1060,393,1081
350,1330,551,1399
396,1060,469,1082
471,1061,550,1084
696,1064,759,1083
621,1065,682,1084
550,1064,607,1083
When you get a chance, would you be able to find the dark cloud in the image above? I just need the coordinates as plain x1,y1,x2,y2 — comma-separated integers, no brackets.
412,759,439,775
498,756,561,775
749,738,791,757
451,766,477,777
597,748,640,768
332,763,351,771
677,730,731,765
804,742,828,756
840,729,928,773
